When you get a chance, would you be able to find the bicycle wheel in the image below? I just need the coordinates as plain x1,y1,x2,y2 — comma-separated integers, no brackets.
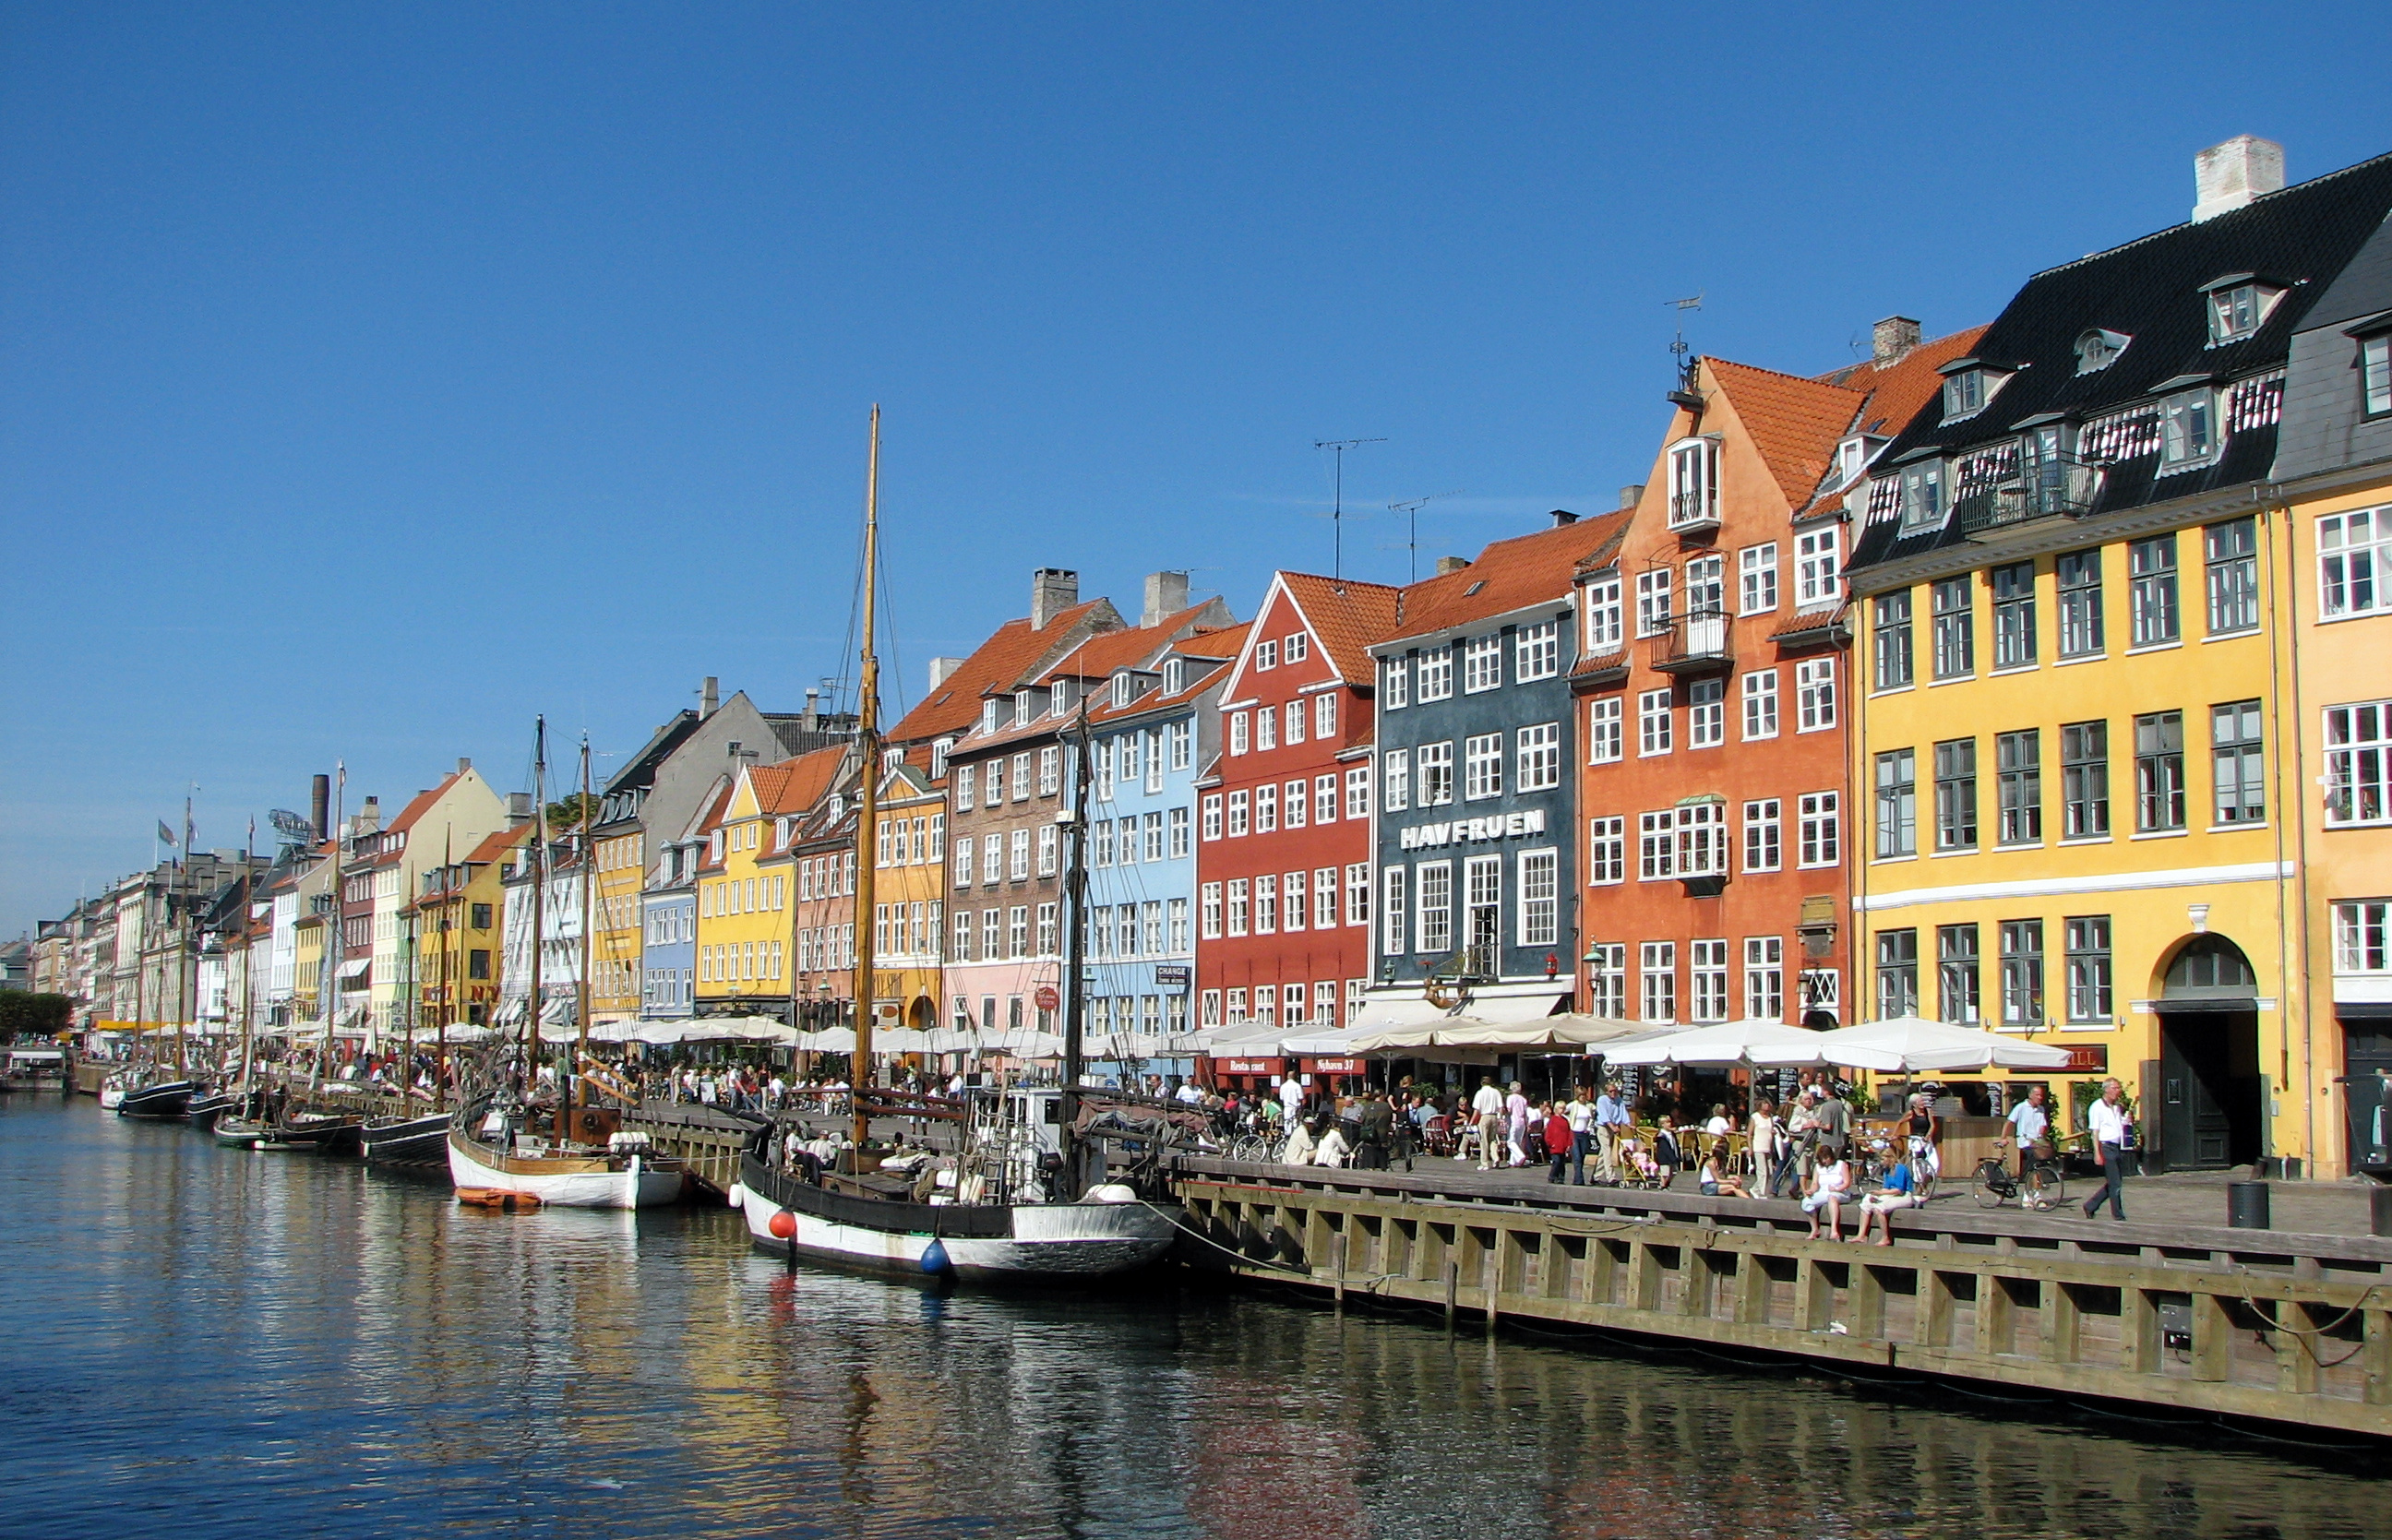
2027,1164,2065,1210
1229,1135,1265,1163
1973,1158,2013,1208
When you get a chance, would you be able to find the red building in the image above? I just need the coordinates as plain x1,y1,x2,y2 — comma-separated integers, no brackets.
1196,571,1398,1089
1573,321,1978,1056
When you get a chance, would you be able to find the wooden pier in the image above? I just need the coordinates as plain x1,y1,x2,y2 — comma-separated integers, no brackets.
1167,1156,2392,1439
618,1104,759,1196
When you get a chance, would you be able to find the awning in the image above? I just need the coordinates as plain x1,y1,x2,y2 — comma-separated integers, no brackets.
539,998,576,1026
340,959,371,981
492,999,526,1027
1345,997,1454,1034
1455,990,1570,1025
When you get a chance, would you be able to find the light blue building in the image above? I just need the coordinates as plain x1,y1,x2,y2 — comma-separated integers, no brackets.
1078,630,1240,1086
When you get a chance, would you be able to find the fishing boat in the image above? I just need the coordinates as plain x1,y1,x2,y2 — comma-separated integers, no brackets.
733,408,1176,1281
361,1110,452,1169
115,1077,198,1119
185,1090,236,1127
275,1108,365,1154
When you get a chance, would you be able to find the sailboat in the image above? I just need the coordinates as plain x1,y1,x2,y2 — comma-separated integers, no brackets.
444,717,686,1208
736,407,1178,1280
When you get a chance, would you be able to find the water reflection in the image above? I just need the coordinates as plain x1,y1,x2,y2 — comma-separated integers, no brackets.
1,1096,2381,1539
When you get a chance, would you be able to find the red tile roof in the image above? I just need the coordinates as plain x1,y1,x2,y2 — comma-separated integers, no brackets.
1275,572,1403,684
1038,601,1217,684
465,825,531,865
885,598,1114,746
384,773,462,836
1393,513,1633,638
748,745,849,817
1704,359,1868,508
1173,624,1251,661
1812,326,1991,438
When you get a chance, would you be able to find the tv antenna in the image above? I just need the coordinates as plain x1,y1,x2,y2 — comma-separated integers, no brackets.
1314,437,1384,580
1387,490,1464,585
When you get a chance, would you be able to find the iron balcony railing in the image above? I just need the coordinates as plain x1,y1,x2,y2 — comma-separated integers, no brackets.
1668,491,1719,531
1648,608,1733,674
1954,455,2104,535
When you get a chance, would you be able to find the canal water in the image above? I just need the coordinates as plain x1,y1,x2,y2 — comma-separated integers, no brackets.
1,1095,2383,1539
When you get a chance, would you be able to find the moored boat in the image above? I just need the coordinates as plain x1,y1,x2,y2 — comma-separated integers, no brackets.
362,1111,451,1169
116,1078,197,1119
446,1116,684,1210
275,1109,364,1155
185,1091,236,1127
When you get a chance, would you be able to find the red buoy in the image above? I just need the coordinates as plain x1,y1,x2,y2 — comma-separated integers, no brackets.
767,1210,796,1240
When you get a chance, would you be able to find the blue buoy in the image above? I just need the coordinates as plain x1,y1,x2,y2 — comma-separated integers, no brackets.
919,1238,951,1274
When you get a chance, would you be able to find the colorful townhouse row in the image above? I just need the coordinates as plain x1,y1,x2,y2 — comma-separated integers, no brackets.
25,137,2392,1176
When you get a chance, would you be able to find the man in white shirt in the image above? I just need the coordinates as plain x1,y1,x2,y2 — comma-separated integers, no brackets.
2005,1084,2051,1179
1565,1087,1597,1186
1279,1074,1307,1122
1470,1077,1505,1171
2080,1078,2134,1222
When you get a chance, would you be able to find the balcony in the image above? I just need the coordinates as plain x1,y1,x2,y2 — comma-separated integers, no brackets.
1647,609,1733,674
1666,492,1719,536
1954,456,2104,536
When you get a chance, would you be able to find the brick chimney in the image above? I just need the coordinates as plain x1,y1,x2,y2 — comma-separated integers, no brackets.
927,657,964,690
1031,568,1079,630
2195,135,2285,222
1619,484,1644,510
1142,570,1190,627
1435,555,1472,576
700,676,719,719
1872,316,1921,366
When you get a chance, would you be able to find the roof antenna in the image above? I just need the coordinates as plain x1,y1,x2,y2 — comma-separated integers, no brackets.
1314,437,1384,581
1666,292,1704,405
1387,489,1463,585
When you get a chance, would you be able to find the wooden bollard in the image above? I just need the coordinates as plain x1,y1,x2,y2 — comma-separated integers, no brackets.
1333,1232,1347,1308
1444,1259,1458,1330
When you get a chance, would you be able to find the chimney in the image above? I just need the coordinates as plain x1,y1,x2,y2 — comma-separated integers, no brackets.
803,688,819,732
1436,555,1472,576
1619,484,1644,511
700,676,719,719
927,656,964,691
1549,509,1579,528
456,757,471,777
1872,316,1921,366
310,774,330,842
508,793,533,823
1030,567,1079,630
1142,570,1190,627
2194,135,2285,222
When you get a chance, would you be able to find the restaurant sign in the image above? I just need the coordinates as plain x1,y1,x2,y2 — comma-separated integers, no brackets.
1397,809,1548,852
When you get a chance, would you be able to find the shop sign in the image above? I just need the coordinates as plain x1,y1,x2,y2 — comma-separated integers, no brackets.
2059,1045,2109,1072
1398,809,1547,852
1154,965,1190,988
1304,1057,1365,1074
1219,1057,1280,1075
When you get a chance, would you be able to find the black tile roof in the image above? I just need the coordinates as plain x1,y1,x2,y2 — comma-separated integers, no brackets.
1850,149,2392,573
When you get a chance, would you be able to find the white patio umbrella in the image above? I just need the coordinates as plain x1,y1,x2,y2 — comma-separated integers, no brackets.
1599,1019,1830,1068
1752,1016,2074,1074
1431,1014,1648,1051
797,1027,857,1054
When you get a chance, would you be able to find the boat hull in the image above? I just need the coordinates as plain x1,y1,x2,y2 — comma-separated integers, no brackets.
737,1154,1177,1282
185,1092,236,1128
362,1113,452,1168
447,1128,684,1210
116,1080,197,1119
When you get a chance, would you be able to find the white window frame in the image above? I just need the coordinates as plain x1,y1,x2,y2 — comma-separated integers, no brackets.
1668,437,1719,529
1795,657,1836,732
1518,848,1559,949
1794,525,1841,609
1739,543,1778,615
2326,700,2392,827
1676,800,1728,877
2319,507,2390,620
1417,741,1453,806
1346,766,1370,820
1638,688,1673,757
1587,697,1622,764
1586,816,1624,885
1464,733,1503,800
1742,798,1782,873
1383,656,1409,709
1463,634,1503,693
1515,620,1560,682
1799,791,1841,869
1741,668,1779,741
1688,678,1725,749
1582,576,1622,652
1417,646,1453,701
1636,569,1673,637
1416,861,1452,955
1516,722,1561,792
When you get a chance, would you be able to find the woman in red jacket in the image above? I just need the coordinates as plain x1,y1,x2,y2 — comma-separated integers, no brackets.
1544,1104,1575,1184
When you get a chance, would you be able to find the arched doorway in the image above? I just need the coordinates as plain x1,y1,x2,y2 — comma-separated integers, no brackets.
908,995,935,1032
2154,935,2263,1170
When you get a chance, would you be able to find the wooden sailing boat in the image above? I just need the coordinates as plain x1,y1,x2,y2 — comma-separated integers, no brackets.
116,795,202,1119
444,716,684,1207
736,406,1177,1279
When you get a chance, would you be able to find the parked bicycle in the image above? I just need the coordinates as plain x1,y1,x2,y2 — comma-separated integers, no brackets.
1975,1136,2066,1211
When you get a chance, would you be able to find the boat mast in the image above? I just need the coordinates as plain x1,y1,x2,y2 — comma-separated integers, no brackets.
848,404,881,1152
317,764,344,1096
236,819,254,1100
528,718,548,1107
574,734,593,1140
437,828,453,1110
174,791,192,1078
1059,698,1092,1193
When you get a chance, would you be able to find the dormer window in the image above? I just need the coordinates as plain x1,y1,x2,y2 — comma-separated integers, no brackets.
827,794,844,821
774,817,791,848
1667,436,1720,531
2359,329,2391,418
981,698,1001,735
1937,360,2012,423
1111,672,1132,708
1898,460,1945,531
2074,328,2131,374
1052,677,1078,713
1163,657,1186,694
2160,388,2219,468
1829,436,1874,491
1012,690,1033,727
709,830,724,863
2201,275,2283,345
1255,639,1278,670
931,737,952,780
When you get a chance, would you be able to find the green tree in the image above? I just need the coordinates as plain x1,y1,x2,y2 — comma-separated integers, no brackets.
0,993,74,1038
545,791,601,830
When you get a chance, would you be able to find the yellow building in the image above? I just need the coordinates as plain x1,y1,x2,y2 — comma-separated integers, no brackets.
867,750,945,1032
587,825,645,1028
412,824,528,1033
1840,140,2392,1174
693,747,846,1024
293,904,326,1027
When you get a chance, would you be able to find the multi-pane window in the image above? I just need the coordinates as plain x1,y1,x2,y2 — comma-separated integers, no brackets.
1519,850,1559,948
2212,699,2266,825
1256,709,1275,752
1742,798,1782,873
2057,549,2104,657
1346,767,1370,820
1873,590,1914,690
1638,688,1673,756
1036,824,1058,877
2365,334,2392,416
1009,829,1031,880
1255,783,1277,833
1638,811,1676,880
1676,800,1727,878
2161,388,2217,466
1636,569,1673,636
1640,941,1678,1022
1685,555,1725,619
1283,778,1307,830
1515,621,1559,682
1417,742,1454,806
2130,535,2179,646
1740,543,1778,614
1314,867,1337,930
954,836,974,889
1933,737,1978,852
2062,721,2109,839
1875,749,1918,858
2205,517,2259,635
1991,561,2037,668
1169,806,1190,858
1227,790,1249,837
2000,920,2044,1025
1794,526,1840,608
1795,658,1836,732
1284,701,1305,746
1269,873,1292,932
1588,698,1623,763
983,835,1003,884
1381,867,1405,956
1229,713,1250,755
951,911,974,962
1226,878,1249,937
1202,794,1223,842
1691,939,1730,1022
1689,679,1725,748
1036,902,1058,957
1417,646,1453,701
1587,817,1625,885
954,764,975,812
1669,437,1719,527
2324,701,2390,826
1516,722,1561,791
1876,928,1920,1018
1583,576,1622,652
1383,657,1409,709
2065,916,2112,1022
1416,863,1453,954
1170,722,1191,771
1744,937,1784,1022
1314,774,1336,825
2320,507,2390,617
1900,461,1944,529
1937,923,1980,1023
1741,669,1778,740
1200,883,1222,939
1382,749,1409,812
2135,710,2186,832
1587,944,1627,1019
1346,863,1370,926
1464,634,1503,693
2333,901,2390,975
1314,694,1335,740
1798,792,1839,867
1996,729,2041,845
1932,576,1974,679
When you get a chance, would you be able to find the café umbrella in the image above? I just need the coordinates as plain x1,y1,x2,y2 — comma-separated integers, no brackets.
1751,1016,2075,1074
1597,1019,1831,1068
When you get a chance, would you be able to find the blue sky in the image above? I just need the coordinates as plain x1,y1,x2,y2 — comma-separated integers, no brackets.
5,3,2389,936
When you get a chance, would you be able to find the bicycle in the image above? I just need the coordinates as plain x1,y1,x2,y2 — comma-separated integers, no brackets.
1974,1137,2066,1211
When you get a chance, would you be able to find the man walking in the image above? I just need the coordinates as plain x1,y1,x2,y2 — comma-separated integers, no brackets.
2081,1078,2135,1222
1470,1076,1504,1171
1594,1080,1631,1184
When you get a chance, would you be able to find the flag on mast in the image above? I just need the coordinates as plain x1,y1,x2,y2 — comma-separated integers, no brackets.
158,820,178,848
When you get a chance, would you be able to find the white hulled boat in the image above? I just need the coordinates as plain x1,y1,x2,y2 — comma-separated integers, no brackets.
448,1110,684,1209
